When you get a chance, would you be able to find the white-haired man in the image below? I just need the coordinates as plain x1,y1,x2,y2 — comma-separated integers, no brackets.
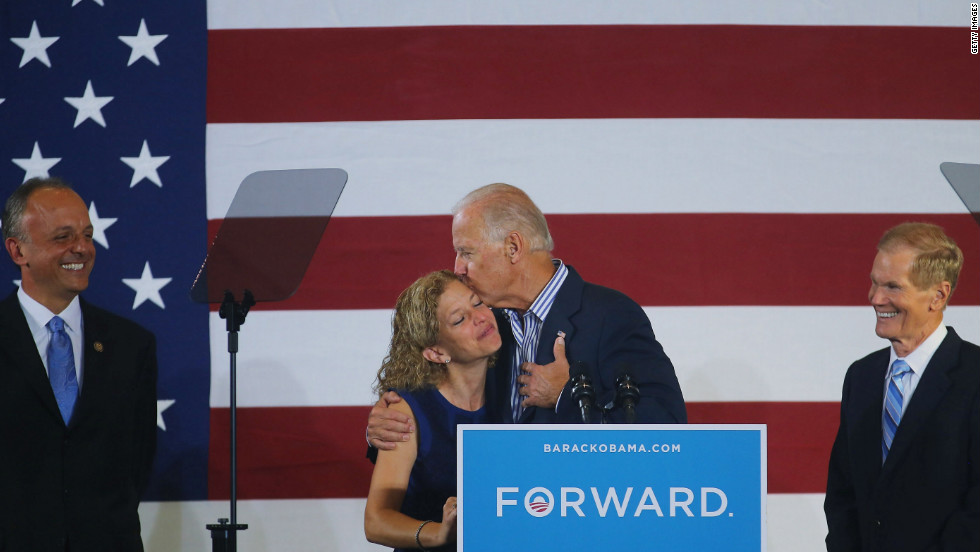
368,183,686,450
825,222,979,551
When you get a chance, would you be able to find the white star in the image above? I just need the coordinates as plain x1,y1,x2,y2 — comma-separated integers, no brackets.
88,202,117,249
64,80,113,128
10,21,59,68
72,0,105,6
119,19,167,66
12,142,61,181
120,140,169,187
157,399,175,430
122,261,172,309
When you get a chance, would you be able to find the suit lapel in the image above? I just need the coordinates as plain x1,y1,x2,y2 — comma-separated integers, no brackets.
516,266,584,423
853,350,889,483
0,292,65,423
535,266,583,366
882,329,960,472
70,299,111,429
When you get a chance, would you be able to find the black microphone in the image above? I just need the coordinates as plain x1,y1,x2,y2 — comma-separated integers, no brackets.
615,364,640,424
570,361,596,424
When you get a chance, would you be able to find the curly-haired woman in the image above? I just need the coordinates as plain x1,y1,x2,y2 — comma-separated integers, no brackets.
364,270,501,551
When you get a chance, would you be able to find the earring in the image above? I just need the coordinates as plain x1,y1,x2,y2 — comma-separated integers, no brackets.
444,359,451,365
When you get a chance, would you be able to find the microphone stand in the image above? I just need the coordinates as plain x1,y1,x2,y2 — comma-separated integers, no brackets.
570,366,596,424
206,290,254,551
615,372,640,424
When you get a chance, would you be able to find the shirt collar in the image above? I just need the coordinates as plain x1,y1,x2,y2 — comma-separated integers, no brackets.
506,259,568,323
889,323,947,377
17,286,83,337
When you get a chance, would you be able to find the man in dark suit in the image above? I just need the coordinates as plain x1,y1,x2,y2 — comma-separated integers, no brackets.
0,178,157,551
367,183,685,448
825,222,979,552
480,264,686,425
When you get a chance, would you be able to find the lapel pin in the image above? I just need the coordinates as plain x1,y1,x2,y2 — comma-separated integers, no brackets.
93,341,104,353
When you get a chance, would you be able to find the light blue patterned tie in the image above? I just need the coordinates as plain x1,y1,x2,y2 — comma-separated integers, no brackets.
47,316,78,424
509,311,542,422
881,359,911,462
510,314,528,422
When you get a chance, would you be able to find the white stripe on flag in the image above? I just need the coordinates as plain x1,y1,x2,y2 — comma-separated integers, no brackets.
140,494,828,552
207,0,965,30
206,119,979,219
209,306,980,407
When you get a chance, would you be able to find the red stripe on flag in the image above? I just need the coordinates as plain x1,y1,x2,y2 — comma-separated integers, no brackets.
206,213,980,311
207,25,979,123
687,401,841,494
207,401,840,499
208,406,375,500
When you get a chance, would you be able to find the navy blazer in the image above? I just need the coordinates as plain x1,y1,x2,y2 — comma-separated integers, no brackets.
487,265,686,425
0,292,157,552
825,327,980,552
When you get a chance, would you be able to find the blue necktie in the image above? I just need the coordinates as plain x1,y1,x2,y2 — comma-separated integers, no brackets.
47,316,78,424
509,314,527,422
881,359,911,462
509,311,541,422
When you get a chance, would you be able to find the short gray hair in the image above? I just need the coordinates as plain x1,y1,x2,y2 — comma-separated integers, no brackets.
452,183,554,252
878,222,963,299
2,177,73,241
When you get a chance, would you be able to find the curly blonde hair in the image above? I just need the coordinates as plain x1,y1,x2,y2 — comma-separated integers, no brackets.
373,270,459,396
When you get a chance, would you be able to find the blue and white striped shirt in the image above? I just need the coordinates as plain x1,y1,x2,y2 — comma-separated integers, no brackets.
504,260,569,422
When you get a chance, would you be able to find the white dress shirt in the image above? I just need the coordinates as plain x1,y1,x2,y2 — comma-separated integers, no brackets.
17,287,85,390
886,323,947,416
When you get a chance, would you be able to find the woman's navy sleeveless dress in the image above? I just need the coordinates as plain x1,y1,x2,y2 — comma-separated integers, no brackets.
393,387,487,552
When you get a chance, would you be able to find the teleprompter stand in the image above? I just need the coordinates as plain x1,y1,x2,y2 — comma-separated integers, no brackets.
204,290,254,551
191,169,348,551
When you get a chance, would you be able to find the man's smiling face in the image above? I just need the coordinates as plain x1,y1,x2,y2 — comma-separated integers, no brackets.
9,187,95,312
868,245,944,356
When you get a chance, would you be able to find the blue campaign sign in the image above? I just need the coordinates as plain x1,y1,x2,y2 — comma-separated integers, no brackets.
458,425,766,551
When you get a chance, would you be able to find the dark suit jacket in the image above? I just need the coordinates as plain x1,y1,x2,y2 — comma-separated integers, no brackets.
0,292,157,552
825,327,980,552
487,265,686,425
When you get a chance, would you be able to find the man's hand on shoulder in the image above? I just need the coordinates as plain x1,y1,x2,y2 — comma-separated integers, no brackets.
367,390,415,451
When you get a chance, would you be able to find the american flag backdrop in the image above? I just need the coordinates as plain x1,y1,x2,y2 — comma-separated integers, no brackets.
0,0,209,502
3,1,980,551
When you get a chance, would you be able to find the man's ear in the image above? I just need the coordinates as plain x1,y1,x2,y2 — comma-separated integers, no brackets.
930,281,952,311
5,237,28,267
505,231,526,264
